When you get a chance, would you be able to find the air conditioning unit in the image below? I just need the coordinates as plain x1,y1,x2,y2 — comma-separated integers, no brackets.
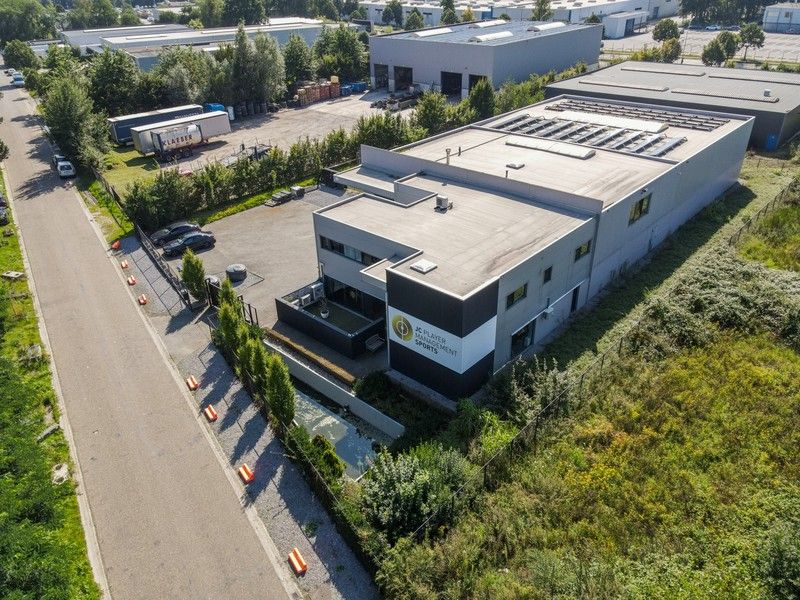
434,194,452,212
300,294,312,307
309,282,324,301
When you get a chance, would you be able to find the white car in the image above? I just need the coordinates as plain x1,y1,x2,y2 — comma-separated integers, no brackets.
705,24,721,30
56,160,76,179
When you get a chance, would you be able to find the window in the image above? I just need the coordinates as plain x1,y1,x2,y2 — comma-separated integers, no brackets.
571,286,580,313
506,283,527,309
574,240,591,261
320,235,379,266
628,194,651,225
543,266,552,283
786,11,792,17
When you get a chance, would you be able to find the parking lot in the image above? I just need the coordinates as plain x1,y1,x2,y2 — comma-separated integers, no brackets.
604,28,800,62
103,90,404,190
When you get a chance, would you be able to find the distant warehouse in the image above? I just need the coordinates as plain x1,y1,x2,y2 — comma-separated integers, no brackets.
369,20,602,97
545,61,800,150
762,3,800,32
277,95,753,399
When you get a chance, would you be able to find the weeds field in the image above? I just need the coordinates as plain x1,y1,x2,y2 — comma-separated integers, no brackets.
0,171,100,599
740,198,800,272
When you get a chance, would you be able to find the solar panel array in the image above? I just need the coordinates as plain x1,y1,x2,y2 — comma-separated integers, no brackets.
490,109,688,158
547,98,729,132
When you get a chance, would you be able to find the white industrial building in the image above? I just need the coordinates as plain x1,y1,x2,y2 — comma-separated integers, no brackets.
369,20,602,96
277,95,753,399
61,24,192,55
763,3,800,32
360,0,675,26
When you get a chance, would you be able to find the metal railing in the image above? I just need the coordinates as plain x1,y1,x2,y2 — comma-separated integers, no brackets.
134,224,189,306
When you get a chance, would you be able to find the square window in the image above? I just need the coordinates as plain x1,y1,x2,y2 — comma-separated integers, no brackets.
543,266,552,283
628,194,652,225
574,240,591,261
506,283,527,309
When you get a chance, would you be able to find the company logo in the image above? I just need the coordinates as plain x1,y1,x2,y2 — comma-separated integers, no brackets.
391,314,413,342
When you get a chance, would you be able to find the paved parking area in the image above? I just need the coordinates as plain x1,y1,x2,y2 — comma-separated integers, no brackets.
604,28,800,62
164,188,343,327
176,91,405,172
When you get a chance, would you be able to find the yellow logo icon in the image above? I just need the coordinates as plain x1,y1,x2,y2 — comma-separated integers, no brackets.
391,315,413,342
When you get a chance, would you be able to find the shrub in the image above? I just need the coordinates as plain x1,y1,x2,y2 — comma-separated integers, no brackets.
361,451,435,542
760,521,800,599
180,249,207,301
267,354,295,426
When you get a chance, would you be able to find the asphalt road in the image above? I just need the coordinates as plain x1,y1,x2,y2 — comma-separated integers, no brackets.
0,82,292,599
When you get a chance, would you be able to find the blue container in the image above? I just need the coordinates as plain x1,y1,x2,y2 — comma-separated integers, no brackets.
340,85,352,96
350,81,367,93
766,133,779,151
204,102,226,113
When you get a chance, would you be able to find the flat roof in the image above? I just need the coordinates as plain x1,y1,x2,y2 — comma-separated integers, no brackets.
320,177,591,296
548,61,800,113
61,24,190,47
101,18,323,48
376,20,594,45
765,3,800,8
329,95,751,294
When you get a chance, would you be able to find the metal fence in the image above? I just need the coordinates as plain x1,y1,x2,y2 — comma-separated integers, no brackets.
134,223,190,305
410,173,800,540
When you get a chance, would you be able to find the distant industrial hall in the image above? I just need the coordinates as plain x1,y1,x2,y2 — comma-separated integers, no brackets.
277,95,753,399
369,20,602,97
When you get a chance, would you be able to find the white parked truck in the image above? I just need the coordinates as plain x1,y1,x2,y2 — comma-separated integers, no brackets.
131,111,231,157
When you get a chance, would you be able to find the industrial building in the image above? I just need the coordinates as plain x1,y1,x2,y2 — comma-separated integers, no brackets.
60,24,191,55
277,95,753,398
369,20,603,96
545,61,800,149
360,0,674,28
762,3,800,32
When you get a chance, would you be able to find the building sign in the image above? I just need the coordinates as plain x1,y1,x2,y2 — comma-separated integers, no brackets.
387,307,496,374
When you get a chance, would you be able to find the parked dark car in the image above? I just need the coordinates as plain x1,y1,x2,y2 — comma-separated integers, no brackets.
0,207,9,226
150,221,201,246
162,231,215,257
0,191,6,207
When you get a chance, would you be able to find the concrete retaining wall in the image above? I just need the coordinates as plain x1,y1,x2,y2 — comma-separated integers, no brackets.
265,340,406,439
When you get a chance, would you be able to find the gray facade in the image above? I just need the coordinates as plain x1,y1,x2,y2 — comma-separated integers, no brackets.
369,21,602,97
282,96,753,399
546,61,800,150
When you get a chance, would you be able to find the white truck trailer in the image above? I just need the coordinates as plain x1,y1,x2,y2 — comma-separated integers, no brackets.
131,111,231,158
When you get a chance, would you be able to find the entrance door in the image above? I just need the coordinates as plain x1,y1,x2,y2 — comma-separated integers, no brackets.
441,71,462,96
511,319,536,357
394,66,413,90
651,6,659,18
374,64,389,88
570,286,580,313
624,18,635,35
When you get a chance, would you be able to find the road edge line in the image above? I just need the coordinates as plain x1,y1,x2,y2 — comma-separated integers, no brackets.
0,165,112,599
72,182,303,600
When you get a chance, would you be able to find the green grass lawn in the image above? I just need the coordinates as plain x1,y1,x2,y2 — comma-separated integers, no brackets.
740,200,800,272
77,176,133,243
0,170,100,598
101,146,160,193
195,177,317,225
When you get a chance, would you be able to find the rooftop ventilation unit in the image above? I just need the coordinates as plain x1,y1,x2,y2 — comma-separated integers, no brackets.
469,31,514,42
434,194,453,212
528,22,567,31
410,259,438,274
506,162,525,169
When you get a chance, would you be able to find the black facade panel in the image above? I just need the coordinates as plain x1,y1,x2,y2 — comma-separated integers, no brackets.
462,281,499,335
387,272,499,337
390,341,494,398
387,271,464,337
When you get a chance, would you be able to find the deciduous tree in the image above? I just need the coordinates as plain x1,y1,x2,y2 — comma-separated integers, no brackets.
716,30,738,58
468,77,495,120
88,48,140,117
661,38,681,63
738,22,764,61
530,0,552,21
701,38,726,65
461,6,474,21
120,3,141,25
283,34,315,86
223,0,265,25
198,0,224,26
3,40,39,70
652,18,680,41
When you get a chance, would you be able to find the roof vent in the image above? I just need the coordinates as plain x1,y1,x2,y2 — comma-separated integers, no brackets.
410,259,438,274
435,194,452,212
764,88,772,97
506,162,525,169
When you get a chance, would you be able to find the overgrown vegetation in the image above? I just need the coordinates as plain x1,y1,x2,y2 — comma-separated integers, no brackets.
740,192,800,272
0,172,100,599
78,178,133,243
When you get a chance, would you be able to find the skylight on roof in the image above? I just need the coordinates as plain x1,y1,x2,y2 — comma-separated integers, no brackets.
579,79,668,92
506,136,595,160
469,31,513,42
471,19,507,27
412,27,453,37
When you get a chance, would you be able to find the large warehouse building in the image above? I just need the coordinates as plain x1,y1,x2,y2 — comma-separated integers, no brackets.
546,61,800,149
278,96,753,398
762,3,800,32
61,24,191,55
369,20,603,96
